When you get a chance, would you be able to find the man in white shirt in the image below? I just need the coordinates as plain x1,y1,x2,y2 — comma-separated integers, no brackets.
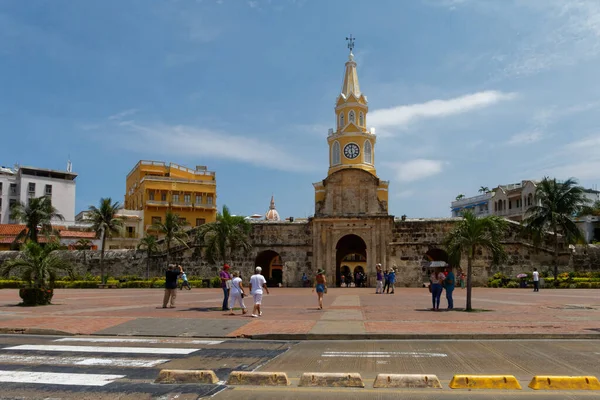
532,268,540,292
249,266,270,318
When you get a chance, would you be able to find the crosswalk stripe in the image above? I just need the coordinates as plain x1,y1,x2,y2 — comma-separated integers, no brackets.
3,345,198,355
0,370,125,386
54,338,223,345
0,354,168,367
322,351,448,358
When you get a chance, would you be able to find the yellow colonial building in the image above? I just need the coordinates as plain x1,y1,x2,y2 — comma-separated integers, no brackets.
125,161,217,231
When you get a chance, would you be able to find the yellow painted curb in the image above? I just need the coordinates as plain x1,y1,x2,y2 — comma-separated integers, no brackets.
529,376,600,390
449,375,521,390
154,369,218,384
299,372,364,388
226,371,290,386
373,374,442,389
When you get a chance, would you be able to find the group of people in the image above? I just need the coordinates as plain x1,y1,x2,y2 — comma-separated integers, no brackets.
375,264,397,294
219,264,270,317
429,267,456,310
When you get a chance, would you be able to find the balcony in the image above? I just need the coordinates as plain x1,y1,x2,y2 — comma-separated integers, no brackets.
451,193,492,208
171,202,193,208
194,202,216,209
146,200,169,207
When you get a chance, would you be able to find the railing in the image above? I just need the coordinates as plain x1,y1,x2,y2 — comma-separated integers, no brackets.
451,193,492,208
140,176,216,185
146,200,169,206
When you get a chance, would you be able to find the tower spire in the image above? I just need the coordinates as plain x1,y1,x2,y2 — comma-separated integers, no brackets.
341,35,360,97
269,195,276,210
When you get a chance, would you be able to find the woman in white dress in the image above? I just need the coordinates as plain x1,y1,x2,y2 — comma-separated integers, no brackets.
228,271,247,315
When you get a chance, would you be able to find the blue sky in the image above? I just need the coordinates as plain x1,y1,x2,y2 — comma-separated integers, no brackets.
2,0,600,219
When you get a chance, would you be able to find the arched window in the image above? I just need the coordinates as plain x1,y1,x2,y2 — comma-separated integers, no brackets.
359,112,364,126
339,113,345,128
349,110,355,124
364,140,372,164
332,141,341,165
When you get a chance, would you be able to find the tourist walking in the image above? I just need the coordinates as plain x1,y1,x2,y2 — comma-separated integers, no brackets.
162,264,180,308
430,269,445,311
532,268,540,292
313,269,327,310
459,271,466,289
220,264,232,311
444,267,455,309
387,267,396,294
228,271,247,315
249,266,270,317
179,265,191,290
375,264,383,294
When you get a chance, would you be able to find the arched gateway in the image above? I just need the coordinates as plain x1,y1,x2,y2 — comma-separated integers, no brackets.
255,250,283,287
335,234,367,286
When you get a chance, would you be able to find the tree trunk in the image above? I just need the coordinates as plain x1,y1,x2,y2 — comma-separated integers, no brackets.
166,241,170,267
100,235,106,285
466,247,474,311
146,251,150,280
553,230,559,287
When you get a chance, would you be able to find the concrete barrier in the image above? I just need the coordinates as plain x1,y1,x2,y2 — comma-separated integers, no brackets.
449,375,521,390
528,376,600,390
155,369,218,384
226,371,290,386
373,374,442,389
299,372,364,388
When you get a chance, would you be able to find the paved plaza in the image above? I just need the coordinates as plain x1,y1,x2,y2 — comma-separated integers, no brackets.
0,287,598,338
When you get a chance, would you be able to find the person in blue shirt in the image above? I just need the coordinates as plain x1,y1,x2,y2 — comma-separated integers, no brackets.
444,267,455,309
387,267,396,294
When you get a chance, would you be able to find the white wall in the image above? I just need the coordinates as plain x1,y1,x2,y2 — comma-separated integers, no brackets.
18,176,76,223
0,173,18,224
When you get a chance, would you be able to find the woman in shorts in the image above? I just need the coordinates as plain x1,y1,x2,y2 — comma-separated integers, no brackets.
312,269,327,310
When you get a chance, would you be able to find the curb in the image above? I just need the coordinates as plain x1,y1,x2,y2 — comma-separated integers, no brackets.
155,369,218,384
299,372,364,388
227,371,290,386
249,333,600,341
0,327,74,336
529,376,600,390
373,374,442,389
449,375,522,390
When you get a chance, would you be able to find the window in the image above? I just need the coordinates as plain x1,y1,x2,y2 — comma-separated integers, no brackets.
178,217,187,224
9,183,17,195
28,182,35,194
196,218,206,226
127,226,135,238
207,196,213,205
0,198,2,211
151,216,161,224
364,140,372,164
332,141,341,165
45,184,52,196
359,112,364,126
184,194,191,204
9,199,16,209
0,182,2,193
195,195,202,205
339,112,345,128
172,194,179,203
149,191,155,201
349,110,355,123
161,193,167,202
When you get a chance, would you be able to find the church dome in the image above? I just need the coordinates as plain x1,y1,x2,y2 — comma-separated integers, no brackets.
265,196,280,221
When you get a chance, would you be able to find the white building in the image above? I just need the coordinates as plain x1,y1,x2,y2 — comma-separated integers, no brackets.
0,164,77,224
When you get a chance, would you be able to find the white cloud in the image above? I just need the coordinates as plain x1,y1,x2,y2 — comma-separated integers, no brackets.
506,130,543,146
248,1,258,7
369,91,516,130
113,121,317,173
535,134,600,180
394,189,415,199
108,109,138,121
383,159,445,183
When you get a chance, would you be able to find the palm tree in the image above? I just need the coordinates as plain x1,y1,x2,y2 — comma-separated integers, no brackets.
444,210,508,311
138,234,159,279
1,241,73,289
9,196,64,244
151,211,189,266
455,194,465,201
85,198,124,284
74,239,92,250
522,177,589,282
196,205,252,266
479,186,490,194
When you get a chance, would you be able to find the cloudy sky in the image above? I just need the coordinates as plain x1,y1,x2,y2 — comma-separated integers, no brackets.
1,0,600,219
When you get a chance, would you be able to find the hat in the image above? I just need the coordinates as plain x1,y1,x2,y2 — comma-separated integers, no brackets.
223,264,230,270
255,266,262,273
317,269,325,274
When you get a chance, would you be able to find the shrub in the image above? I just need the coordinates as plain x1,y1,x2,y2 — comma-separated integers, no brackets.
0,280,24,289
120,280,152,288
211,276,221,288
19,288,53,306
492,272,507,280
576,282,592,288
506,281,519,288
489,279,502,288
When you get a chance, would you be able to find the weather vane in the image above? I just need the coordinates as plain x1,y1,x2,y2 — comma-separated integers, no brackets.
346,34,355,53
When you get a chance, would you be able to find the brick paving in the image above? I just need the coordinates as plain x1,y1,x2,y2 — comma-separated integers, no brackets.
0,287,598,337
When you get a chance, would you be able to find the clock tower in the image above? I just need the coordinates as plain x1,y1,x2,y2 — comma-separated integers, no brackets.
313,39,389,217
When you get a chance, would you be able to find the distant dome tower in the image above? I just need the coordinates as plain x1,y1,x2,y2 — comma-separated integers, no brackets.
265,195,280,221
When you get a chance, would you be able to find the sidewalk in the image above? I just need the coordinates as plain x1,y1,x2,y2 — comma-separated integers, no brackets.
0,287,599,339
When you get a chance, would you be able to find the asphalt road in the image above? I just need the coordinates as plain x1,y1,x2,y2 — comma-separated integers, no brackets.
0,334,598,399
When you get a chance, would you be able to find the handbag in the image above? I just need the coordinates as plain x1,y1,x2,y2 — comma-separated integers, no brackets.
324,287,328,294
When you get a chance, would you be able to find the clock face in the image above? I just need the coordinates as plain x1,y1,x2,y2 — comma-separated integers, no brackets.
343,143,360,159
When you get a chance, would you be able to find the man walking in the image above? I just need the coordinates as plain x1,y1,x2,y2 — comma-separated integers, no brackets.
375,264,383,294
162,264,180,308
220,264,232,311
532,268,540,292
249,266,270,317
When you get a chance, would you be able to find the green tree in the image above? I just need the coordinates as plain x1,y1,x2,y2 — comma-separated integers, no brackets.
151,211,189,266
479,186,490,194
9,196,64,244
1,241,73,289
578,200,600,217
138,234,159,279
444,210,508,311
74,239,92,250
455,194,465,201
196,205,252,266
85,198,124,284
522,177,589,282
